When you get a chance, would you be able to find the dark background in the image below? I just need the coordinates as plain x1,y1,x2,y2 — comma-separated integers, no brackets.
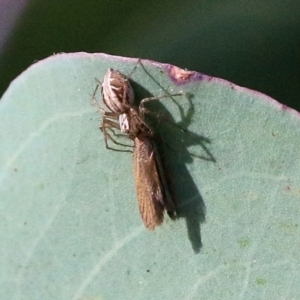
1,0,299,111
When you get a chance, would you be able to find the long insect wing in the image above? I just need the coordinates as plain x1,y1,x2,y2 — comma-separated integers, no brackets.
102,68,134,113
133,135,165,230
151,140,177,220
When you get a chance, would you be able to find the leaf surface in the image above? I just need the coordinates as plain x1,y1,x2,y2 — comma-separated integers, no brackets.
1,53,299,299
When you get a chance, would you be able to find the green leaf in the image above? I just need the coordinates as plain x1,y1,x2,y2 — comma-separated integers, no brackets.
1,53,299,299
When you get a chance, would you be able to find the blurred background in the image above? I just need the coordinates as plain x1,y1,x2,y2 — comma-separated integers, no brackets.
0,0,299,110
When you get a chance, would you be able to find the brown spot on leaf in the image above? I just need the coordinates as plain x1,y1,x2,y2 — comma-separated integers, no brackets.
169,66,196,83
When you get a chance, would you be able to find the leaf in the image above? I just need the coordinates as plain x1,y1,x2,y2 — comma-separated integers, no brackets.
1,53,299,299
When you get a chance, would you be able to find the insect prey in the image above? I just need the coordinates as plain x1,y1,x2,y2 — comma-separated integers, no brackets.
96,65,179,230
121,106,177,230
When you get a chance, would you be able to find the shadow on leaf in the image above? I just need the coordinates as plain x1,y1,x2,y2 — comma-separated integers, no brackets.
133,74,215,253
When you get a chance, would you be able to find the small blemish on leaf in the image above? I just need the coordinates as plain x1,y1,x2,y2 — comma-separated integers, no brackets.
238,238,250,249
279,222,298,231
256,278,267,285
168,66,199,84
229,83,235,89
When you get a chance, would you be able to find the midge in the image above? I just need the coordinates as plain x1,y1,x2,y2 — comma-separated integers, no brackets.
121,110,177,230
93,64,182,229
